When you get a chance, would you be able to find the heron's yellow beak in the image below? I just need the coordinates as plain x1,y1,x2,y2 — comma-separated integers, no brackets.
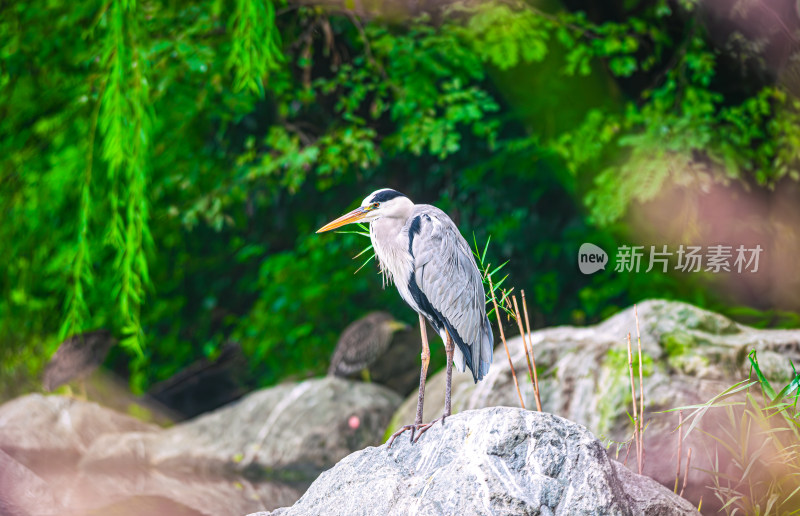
316,206,369,233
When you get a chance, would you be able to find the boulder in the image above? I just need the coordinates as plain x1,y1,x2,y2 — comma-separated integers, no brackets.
58,469,304,516
0,449,63,516
0,394,157,477
387,299,800,509
0,446,303,516
0,377,401,516
82,376,402,477
259,407,698,515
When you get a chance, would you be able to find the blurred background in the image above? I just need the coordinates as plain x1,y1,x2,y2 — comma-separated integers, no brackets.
2,0,800,406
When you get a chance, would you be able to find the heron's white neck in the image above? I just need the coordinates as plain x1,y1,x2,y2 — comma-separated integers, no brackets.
369,202,414,288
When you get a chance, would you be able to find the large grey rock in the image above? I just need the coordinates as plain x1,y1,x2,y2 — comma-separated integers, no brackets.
0,394,157,477
58,469,304,516
0,377,400,516
82,376,402,476
262,407,697,515
0,449,62,516
387,300,800,509
0,444,296,516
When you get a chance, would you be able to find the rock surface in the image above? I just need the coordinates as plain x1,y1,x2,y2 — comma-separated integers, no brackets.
0,377,401,516
258,407,698,516
82,376,401,476
58,470,304,516
387,299,800,510
0,449,63,516
0,394,158,477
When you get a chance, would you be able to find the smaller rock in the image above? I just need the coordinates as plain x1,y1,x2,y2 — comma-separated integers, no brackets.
82,377,401,477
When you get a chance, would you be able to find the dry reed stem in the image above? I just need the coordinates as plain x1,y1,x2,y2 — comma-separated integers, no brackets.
503,289,514,321
635,305,645,474
487,273,524,409
521,291,542,412
511,296,535,388
626,333,641,475
679,448,692,498
512,295,541,411
622,439,633,466
674,410,683,493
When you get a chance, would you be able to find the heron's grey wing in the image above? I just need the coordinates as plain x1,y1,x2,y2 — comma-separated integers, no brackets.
409,207,493,381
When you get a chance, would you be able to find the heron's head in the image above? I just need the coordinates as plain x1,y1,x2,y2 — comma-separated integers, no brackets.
316,188,413,232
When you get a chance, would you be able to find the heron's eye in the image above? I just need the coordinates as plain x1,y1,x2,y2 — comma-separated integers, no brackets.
370,202,380,209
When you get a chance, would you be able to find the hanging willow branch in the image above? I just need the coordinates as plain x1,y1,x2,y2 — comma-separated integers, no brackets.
59,166,93,340
228,0,285,95
97,0,154,358
59,78,103,342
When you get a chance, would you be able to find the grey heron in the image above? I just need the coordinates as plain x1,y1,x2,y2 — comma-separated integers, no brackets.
317,188,494,444
328,311,409,381
43,329,116,394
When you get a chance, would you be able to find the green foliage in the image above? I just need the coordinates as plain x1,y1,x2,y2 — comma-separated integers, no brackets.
672,351,800,515
471,235,512,319
99,0,155,359
228,0,284,95
593,345,653,437
605,346,654,378
2,0,799,397
579,42,800,225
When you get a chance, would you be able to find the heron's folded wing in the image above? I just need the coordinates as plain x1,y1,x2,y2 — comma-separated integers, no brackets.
410,208,489,376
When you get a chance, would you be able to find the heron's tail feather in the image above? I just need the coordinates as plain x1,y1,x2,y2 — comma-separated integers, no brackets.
476,317,494,381
441,317,493,383
453,346,467,373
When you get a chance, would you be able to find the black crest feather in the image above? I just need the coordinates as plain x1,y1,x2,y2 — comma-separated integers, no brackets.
369,189,405,203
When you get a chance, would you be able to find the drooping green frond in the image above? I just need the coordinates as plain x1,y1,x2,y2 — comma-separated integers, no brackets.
59,134,95,341
228,0,284,96
97,0,154,359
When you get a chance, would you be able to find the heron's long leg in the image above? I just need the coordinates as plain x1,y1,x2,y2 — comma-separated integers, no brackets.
387,314,430,447
443,332,454,419
414,314,430,425
409,331,455,443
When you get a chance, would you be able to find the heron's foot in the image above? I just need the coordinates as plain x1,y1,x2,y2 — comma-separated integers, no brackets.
411,414,451,443
387,415,449,447
387,423,426,447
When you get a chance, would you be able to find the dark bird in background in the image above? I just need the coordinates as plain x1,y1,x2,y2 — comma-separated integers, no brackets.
43,329,116,393
328,312,409,381
318,188,494,445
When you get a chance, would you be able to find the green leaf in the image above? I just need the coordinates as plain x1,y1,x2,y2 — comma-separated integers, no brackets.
749,349,777,400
